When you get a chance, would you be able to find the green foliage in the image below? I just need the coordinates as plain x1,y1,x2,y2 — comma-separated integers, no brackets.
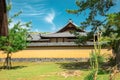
67,0,116,48
0,2,31,54
67,0,120,69
0,21,31,54
84,70,97,80
67,0,120,79
0,18,31,54
90,51,105,68
87,32,103,80
102,12,120,38
75,34,88,45
7,3,12,11
107,12,120,27
6,0,12,12
73,31,94,45
67,0,114,31
101,12,120,54
8,11,22,25
66,0,118,42
0,2,31,69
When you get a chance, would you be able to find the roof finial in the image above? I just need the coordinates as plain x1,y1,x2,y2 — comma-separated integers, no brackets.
69,19,73,23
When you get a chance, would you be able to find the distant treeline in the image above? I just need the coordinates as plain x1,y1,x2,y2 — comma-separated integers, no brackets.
29,32,50,34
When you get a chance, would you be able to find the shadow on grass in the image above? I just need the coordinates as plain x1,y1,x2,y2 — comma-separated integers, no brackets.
98,68,110,75
0,66,27,70
57,62,110,75
57,62,90,70
11,66,27,69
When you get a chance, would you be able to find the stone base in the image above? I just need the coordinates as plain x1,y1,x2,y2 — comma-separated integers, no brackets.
0,58,89,62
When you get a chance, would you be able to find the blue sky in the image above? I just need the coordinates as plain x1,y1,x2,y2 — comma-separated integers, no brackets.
10,0,120,32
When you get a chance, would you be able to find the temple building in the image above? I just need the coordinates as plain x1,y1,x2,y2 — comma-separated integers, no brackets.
28,20,92,47
0,19,112,60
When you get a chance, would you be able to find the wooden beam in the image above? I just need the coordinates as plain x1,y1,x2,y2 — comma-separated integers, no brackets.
0,0,8,36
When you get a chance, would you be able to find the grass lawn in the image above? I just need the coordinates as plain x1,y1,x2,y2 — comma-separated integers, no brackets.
0,62,120,80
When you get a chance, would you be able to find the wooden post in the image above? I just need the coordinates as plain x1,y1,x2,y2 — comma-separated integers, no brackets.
0,0,8,36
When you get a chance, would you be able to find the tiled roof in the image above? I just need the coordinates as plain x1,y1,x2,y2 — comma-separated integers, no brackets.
41,32,87,38
28,42,93,47
28,39,50,42
28,33,40,41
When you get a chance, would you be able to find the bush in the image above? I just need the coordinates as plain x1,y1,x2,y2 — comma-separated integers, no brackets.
89,51,105,68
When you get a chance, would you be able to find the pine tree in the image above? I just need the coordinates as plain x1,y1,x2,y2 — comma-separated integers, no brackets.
67,0,120,69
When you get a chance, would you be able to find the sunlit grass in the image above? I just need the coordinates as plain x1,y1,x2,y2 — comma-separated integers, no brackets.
0,62,119,80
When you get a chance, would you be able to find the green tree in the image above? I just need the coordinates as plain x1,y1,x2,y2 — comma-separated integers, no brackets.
0,3,31,69
67,0,120,68
67,0,114,32
102,12,120,67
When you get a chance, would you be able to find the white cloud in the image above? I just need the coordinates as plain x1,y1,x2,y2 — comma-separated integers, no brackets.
22,12,45,16
44,9,56,31
44,9,55,24
13,1,47,17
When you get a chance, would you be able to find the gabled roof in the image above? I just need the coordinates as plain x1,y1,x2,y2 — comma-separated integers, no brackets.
56,20,85,33
41,20,86,38
27,33,50,42
27,19,87,43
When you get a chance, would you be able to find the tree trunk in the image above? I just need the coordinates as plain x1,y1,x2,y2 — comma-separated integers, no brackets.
113,40,120,70
3,53,12,69
0,0,8,36
116,53,120,70
116,41,120,70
